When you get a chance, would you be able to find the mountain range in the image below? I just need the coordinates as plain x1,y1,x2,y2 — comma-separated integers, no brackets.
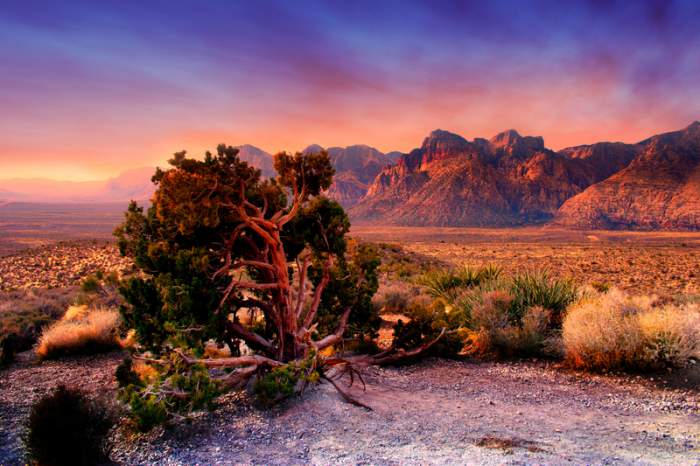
2,122,699,230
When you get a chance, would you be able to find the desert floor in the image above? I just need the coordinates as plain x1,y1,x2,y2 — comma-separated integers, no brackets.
1,351,698,465
352,225,700,296
1,224,699,464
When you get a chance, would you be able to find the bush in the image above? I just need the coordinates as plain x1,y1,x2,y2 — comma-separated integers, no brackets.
563,289,700,371
253,356,320,408
392,300,464,358
25,385,113,466
466,291,552,357
418,265,501,302
1,333,21,366
36,307,121,360
117,359,220,431
456,270,578,327
508,271,578,324
81,275,101,293
0,287,77,355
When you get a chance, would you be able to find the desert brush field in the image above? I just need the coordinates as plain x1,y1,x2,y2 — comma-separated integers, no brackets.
1,224,698,465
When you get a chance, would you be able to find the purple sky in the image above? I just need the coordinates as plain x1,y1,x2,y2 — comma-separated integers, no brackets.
1,0,699,180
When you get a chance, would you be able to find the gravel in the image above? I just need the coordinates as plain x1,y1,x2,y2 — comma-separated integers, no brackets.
1,353,698,465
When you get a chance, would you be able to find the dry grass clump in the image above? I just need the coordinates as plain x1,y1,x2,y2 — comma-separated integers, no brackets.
36,305,121,360
563,289,700,370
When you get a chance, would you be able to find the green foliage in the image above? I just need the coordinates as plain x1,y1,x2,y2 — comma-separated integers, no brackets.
253,355,320,408
80,275,101,293
119,388,169,432
313,241,382,343
454,270,578,328
24,385,113,466
392,300,463,359
467,292,554,358
118,358,220,431
418,265,502,302
508,271,578,323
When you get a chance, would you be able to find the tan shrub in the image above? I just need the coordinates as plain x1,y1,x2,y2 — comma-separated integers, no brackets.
563,289,700,370
638,304,700,367
36,308,121,360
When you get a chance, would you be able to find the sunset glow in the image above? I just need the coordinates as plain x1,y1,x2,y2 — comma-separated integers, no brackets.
1,0,700,180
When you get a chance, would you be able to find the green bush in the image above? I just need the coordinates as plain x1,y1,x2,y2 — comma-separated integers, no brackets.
455,270,578,328
25,385,113,466
80,275,101,293
509,271,578,323
117,359,219,431
467,291,553,357
392,300,463,359
418,265,501,302
253,356,320,408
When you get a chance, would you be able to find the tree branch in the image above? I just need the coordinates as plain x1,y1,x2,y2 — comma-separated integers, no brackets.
301,255,333,330
226,320,276,355
176,349,281,368
313,305,351,351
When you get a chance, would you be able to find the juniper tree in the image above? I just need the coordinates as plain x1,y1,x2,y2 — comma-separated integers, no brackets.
115,144,441,424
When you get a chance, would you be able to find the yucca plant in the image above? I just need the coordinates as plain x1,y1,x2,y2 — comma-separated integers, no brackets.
417,265,502,303
509,270,578,324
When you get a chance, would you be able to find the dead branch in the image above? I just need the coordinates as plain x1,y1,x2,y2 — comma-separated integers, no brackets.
321,374,372,410
176,349,282,369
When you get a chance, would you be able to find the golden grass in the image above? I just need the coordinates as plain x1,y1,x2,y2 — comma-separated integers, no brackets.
562,289,700,370
36,307,121,360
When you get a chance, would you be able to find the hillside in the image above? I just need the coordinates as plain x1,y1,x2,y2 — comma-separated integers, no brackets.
350,129,640,226
555,122,700,230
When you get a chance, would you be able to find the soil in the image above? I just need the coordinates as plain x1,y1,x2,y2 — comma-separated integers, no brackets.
1,351,698,465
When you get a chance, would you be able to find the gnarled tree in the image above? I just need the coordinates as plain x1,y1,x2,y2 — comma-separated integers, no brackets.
115,145,439,425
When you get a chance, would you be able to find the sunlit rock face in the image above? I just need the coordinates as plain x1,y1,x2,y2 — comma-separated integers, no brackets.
555,122,700,230
350,126,658,227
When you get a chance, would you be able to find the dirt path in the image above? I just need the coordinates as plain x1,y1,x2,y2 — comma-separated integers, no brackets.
1,353,698,465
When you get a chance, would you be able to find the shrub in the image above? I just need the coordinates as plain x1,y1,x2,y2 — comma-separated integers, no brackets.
1,333,21,366
253,356,320,408
418,265,501,302
118,359,220,431
508,271,578,324
392,300,464,358
456,270,578,327
36,308,121,360
24,385,113,466
0,287,77,354
466,291,552,357
563,289,700,371
81,275,101,293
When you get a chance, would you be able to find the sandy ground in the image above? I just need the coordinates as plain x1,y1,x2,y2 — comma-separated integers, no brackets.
1,351,698,465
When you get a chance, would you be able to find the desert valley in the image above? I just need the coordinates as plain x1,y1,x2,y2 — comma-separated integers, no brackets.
2,2,700,465
1,122,699,465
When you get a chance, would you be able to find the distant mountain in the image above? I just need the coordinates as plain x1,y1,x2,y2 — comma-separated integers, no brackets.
236,144,275,177
554,122,700,230
350,128,642,226
0,143,396,206
303,144,395,207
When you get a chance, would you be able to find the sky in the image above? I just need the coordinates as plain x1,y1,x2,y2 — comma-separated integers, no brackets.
1,0,700,181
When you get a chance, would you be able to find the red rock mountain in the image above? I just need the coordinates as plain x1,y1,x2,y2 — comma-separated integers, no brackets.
351,129,643,226
303,144,395,207
554,122,700,230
